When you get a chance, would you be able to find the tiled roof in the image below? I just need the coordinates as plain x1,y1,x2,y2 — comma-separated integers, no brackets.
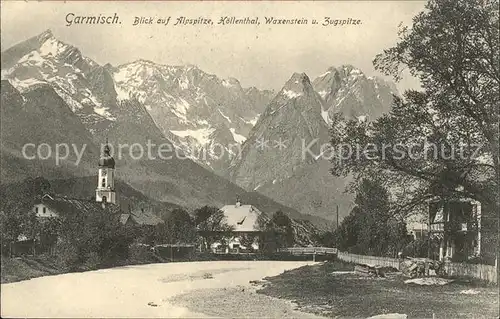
219,204,263,232
129,209,163,226
40,195,122,217
37,195,163,226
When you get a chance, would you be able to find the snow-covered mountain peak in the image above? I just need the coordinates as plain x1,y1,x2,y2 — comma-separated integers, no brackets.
285,72,310,85
278,72,314,100
115,60,159,81
38,36,71,58
317,65,364,81
36,29,55,43
108,57,275,174
312,65,397,122
222,77,242,89
1,30,117,125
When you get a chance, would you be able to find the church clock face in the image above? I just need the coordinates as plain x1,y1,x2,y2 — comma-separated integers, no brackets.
102,170,107,176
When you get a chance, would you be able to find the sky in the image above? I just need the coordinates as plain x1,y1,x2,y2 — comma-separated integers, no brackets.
1,1,426,92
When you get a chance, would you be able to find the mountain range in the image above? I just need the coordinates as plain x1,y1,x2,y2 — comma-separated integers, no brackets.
1,29,398,223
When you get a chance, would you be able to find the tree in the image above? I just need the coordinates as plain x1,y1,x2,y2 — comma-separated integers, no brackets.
314,230,336,248
161,208,196,244
0,210,22,256
330,0,499,218
56,205,135,270
334,212,360,253
36,217,62,254
334,179,410,256
269,211,295,247
0,177,48,218
239,233,257,251
0,177,52,256
194,206,234,250
258,211,295,252
31,177,51,197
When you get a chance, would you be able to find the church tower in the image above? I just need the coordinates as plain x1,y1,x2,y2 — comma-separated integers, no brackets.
96,140,116,204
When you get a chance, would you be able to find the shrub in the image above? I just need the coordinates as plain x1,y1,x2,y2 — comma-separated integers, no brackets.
54,241,80,271
83,251,101,270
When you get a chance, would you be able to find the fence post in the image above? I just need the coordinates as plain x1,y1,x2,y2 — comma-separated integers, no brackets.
495,257,498,284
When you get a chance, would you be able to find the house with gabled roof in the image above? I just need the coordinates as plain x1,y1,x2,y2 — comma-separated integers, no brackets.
33,193,122,220
210,199,267,253
119,207,163,227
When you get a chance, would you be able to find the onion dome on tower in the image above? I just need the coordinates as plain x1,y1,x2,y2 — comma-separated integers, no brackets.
99,140,115,169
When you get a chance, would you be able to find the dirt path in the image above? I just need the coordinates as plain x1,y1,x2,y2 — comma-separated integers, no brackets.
1,260,324,318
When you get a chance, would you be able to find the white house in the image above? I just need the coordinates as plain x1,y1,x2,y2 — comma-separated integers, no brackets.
33,194,59,218
210,200,265,253
32,193,122,220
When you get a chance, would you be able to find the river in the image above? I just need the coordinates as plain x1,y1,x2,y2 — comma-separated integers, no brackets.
1,260,324,318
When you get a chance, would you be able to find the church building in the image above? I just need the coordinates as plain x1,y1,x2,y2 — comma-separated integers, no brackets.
31,140,162,229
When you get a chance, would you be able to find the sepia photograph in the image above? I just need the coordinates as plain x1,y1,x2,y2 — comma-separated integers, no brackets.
0,0,498,318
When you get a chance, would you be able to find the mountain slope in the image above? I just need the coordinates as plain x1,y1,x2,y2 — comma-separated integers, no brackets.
228,73,352,220
229,68,397,221
1,30,397,225
1,30,273,177
1,31,324,226
0,80,99,180
230,73,330,190
112,60,271,174
0,80,321,226
1,30,113,133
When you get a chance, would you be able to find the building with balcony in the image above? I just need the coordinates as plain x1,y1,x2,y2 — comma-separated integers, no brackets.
428,198,484,262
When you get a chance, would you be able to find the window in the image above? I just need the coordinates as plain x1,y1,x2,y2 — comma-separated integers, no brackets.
35,207,39,214
102,196,107,203
43,207,46,214
101,178,106,187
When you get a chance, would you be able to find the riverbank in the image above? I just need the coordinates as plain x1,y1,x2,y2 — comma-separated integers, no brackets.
256,260,499,318
0,250,326,284
0,247,164,284
1,255,65,283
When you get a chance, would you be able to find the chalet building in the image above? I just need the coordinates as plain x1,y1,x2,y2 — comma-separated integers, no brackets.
428,198,495,263
210,199,264,253
34,194,122,219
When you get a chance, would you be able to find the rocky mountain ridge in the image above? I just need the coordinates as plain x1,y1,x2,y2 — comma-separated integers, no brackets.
2,29,398,222
228,68,397,220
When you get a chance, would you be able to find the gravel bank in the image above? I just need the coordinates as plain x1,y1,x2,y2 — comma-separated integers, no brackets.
170,286,324,318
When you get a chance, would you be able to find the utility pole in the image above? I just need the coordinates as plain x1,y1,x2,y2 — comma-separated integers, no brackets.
336,205,339,229
427,203,431,259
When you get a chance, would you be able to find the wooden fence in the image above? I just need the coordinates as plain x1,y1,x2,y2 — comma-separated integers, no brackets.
275,247,497,284
277,247,338,255
337,252,401,270
336,251,498,284
444,261,497,284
